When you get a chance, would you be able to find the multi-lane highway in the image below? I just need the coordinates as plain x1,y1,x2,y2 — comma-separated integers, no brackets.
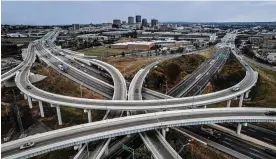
2,29,275,159
2,108,275,159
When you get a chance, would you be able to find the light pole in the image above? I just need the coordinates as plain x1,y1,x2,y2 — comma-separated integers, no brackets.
176,139,194,159
165,78,168,94
80,82,83,98
122,145,135,159
192,85,202,106
176,143,189,159
86,142,89,159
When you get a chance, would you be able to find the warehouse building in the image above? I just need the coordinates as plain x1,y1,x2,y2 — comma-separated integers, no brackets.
111,41,154,50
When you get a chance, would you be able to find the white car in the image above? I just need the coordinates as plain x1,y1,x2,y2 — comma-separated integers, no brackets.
231,86,240,92
20,142,35,150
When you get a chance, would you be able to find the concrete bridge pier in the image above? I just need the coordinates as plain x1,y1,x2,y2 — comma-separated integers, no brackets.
84,109,93,123
237,123,242,135
239,93,244,107
243,123,247,126
27,96,33,109
38,101,44,117
126,111,130,116
23,94,28,100
52,104,62,125
162,128,166,139
56,105,62,125
226,100,231,108
245,90,250,99
104,145,109,155
204,105,207,108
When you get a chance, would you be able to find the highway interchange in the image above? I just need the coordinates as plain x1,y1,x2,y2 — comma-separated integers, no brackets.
1,29,276,159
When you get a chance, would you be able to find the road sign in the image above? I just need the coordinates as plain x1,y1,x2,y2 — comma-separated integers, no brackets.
218,53,225,57
122,145,129,151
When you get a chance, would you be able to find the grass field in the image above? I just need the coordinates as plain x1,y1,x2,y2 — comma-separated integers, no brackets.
78,47,138,56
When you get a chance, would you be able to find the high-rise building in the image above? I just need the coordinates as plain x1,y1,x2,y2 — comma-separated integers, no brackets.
72,24,80,31
128,16,134,25
151,19,158,27
113,19,121,26
142,18,147,27
136,15,141,23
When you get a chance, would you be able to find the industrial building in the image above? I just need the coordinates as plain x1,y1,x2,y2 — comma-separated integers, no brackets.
152,40,190,48
248,36,264,45
113,19,121,26
76,34,108,41
72,24,80,31
111,41,154,50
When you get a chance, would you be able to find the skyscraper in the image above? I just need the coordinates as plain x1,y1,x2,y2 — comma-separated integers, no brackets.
136,15,141,23
128,16,134,25
142,18,147,27
151,19,158,27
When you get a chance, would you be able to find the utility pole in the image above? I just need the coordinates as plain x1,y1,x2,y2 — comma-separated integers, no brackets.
12,90,24,134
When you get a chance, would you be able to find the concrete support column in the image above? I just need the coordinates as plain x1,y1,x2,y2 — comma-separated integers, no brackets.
162,128,166,139
243,123,247,126
127,111,130,116
38,101,44,117
88,110,92,123
24,94,27,100
226,100,231,108
56,105,62,125
204,105,207,108
27,96,33,109
104,145,109,155
239,93,244,107
237,123,242,135
245,91,250,99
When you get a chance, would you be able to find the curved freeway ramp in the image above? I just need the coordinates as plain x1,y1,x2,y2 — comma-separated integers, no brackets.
2,108,275,159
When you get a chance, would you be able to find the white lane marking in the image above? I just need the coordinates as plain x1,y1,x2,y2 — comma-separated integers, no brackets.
263,137,272,142
224,137,233,141
249,152,262,158
248,129,256,132
249,148,261,153
222,141,233,147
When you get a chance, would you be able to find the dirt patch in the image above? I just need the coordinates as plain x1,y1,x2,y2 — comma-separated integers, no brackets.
103,57,161,80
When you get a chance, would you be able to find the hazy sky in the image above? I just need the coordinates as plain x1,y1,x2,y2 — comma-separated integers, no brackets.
2,1,276,25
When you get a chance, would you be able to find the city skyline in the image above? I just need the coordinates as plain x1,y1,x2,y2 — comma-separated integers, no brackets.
2,1,276,25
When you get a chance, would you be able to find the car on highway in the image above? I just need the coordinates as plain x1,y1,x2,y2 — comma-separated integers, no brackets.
231,86,240,92
26,86,31,90
264,111,276,116
265,148,276,156
20,142,35,150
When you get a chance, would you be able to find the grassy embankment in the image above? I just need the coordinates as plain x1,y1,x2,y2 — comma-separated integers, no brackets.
206,54,276,108
145,48,213,93
78,47,139,57
31,63,105,130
